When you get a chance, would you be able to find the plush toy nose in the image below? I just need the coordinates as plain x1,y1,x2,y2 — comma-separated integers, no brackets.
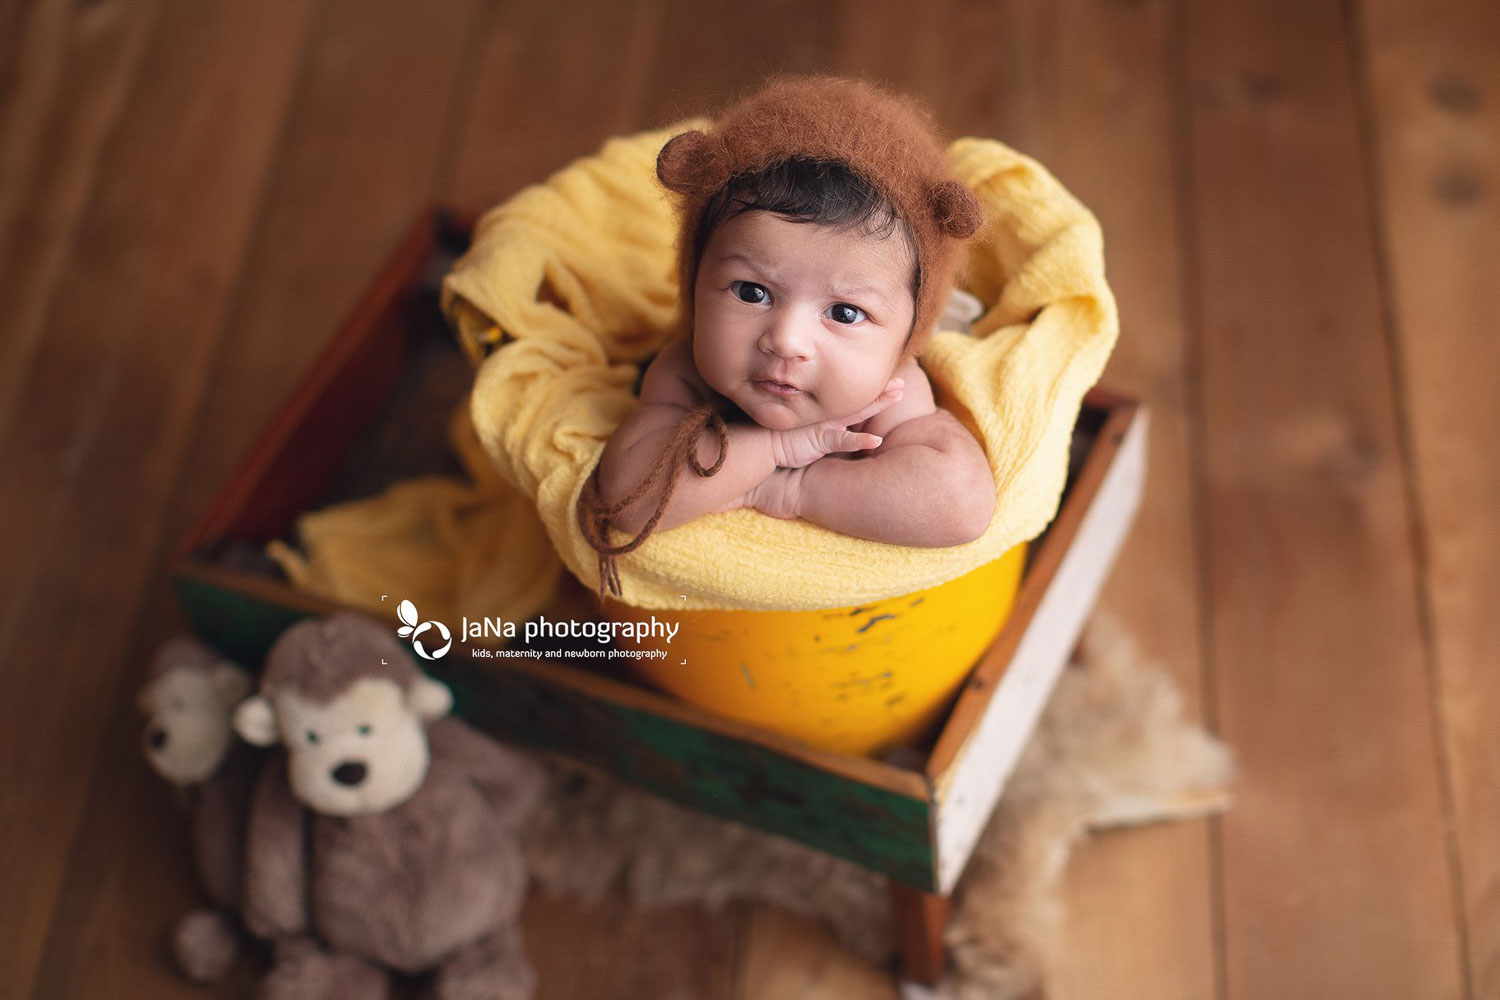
332,761,368,787
149,728,168,751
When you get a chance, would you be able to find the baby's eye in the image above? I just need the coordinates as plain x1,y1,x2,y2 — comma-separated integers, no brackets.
730,281,769,304
827,303,867,325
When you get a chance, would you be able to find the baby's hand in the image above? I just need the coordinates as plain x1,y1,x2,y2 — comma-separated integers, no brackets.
769,379,904,468
743,466,807,520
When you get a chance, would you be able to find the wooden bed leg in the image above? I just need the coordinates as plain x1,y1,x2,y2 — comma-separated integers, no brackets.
890,880,951,986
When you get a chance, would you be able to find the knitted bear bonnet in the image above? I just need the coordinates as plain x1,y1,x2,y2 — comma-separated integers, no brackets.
655,75,984,359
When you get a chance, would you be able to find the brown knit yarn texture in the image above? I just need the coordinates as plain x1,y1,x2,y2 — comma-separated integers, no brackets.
577,403,729,597
656,75,983,357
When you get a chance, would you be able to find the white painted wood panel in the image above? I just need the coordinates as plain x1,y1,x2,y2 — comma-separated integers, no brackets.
934,409,1148,892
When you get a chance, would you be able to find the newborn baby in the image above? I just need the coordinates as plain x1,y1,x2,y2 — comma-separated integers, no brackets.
582,77,994,586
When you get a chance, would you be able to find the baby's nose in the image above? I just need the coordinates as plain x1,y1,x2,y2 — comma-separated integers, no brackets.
759,313,813,360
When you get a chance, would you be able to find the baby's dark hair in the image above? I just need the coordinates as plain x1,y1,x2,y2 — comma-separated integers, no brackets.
689,157,921,326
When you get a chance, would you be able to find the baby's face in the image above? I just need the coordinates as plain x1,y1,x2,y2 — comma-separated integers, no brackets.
692,210,915,431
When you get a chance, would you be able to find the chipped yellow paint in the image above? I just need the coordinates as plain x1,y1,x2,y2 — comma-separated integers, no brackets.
605,543,1027,756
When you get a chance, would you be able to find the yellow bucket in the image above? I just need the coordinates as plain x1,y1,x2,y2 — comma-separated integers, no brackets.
605,542,1027,756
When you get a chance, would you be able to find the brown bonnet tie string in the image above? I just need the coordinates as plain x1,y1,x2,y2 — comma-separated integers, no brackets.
576,402,729,598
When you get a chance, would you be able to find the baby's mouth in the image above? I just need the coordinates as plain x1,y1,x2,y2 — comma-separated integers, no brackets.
752,378,801,397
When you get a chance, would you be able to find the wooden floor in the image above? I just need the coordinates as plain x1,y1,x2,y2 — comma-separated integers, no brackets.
1,0,1495,997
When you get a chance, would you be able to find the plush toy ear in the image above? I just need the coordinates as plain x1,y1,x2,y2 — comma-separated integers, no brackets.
210,663,254,707
406,676,453,722
234,695,280,747
928,179,983,238
656,130,727,199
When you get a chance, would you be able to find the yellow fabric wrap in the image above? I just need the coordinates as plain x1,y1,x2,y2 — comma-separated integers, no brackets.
442,123,1118,612
267,403,561,628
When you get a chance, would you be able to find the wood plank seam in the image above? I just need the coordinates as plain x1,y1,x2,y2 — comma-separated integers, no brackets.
1341,0,1474,994
0,0,165,508
426,0,503,207
0,0,165,611
133,0,336,543
23,4,332,992
933,408,1148,893
1163,0,1229,996
1172,0,1467,991
610,0,669,137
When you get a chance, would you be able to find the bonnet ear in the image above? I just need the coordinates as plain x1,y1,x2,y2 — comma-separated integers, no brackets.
928,179,983,239
656,130,728,199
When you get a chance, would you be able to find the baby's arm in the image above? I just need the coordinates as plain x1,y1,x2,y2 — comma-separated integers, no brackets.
797,412,995,545
596,338,900,535
596,340,775,535
750,367,995,546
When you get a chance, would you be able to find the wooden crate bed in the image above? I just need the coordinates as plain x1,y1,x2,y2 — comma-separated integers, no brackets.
171,211,1146,895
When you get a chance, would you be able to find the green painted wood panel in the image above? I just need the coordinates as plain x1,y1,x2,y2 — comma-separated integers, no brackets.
173,575,315,666
173,576,938,888
443,655,935,888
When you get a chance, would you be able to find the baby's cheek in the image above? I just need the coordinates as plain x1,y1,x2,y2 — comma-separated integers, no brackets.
822,384,872,422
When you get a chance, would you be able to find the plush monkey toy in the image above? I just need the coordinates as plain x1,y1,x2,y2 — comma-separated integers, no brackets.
233,612,545,1000
138,636,259,983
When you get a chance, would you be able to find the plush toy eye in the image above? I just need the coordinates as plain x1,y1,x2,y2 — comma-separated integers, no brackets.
358,724,372,737
305,730,319,744
731,281,769,304
171,698,185,712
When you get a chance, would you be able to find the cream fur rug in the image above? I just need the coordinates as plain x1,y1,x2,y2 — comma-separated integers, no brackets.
521,612,1232,998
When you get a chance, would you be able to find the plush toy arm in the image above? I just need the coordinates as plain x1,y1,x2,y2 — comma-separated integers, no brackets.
192,771,244,908
241,753,309,939
429,719,546,828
